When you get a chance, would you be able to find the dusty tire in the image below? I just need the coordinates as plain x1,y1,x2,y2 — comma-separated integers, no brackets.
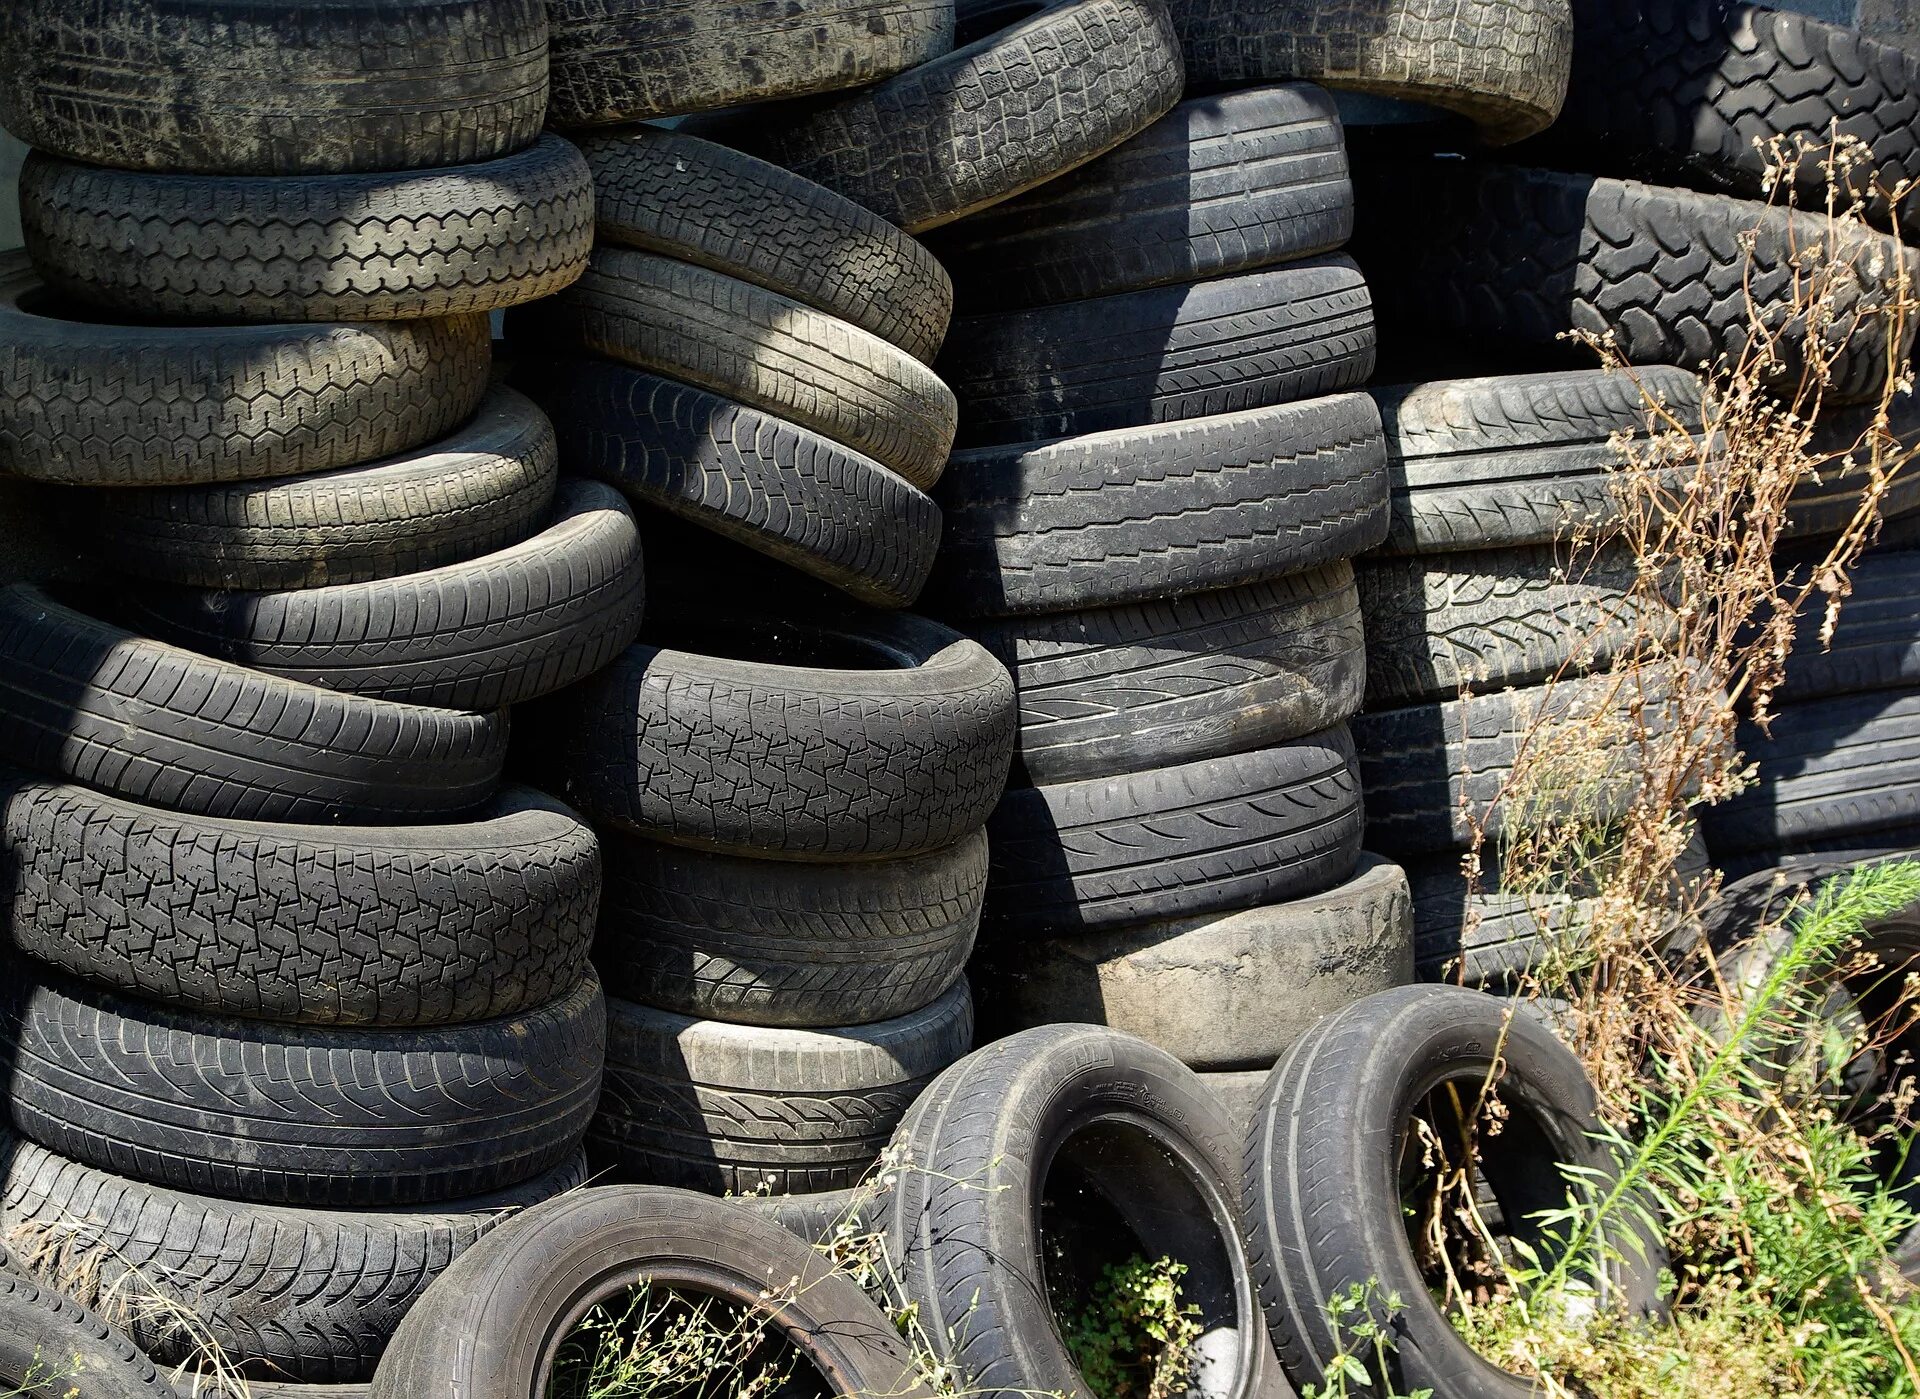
0,1259,176,1398
927,84,1353,310
543,362,941,608
0,256,492,488
2,1141,589,1385
0,586,507,825
0,776,600,1028
595,829,984,1027
592,982,971,1193
0,0,547,175
984,726,1365,935
580,126,953,363
1167,0,1573,143
968,564,1368,783
535,610,1014,860
2,972,605,1208
972,852,1413,1068
929,393,1389,615
91,386,558,592
741,0,1185,233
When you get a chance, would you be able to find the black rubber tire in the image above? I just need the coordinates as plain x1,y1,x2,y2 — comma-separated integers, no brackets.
0,1259,176,1398
0,0,547,176
876,1024,1287,1399
591,982,971,1193
983,725,1365,935
1791,390,1920,538
124,480,647,712
20,137,593,323
91,386,558,592
1371,367,1706,555
1779,547,1920,703
0,256,492,488
595,828,984,1027
972,852,1413,1069
2,1141,589,1385
547,0,952,125
926,83,1353,311
740,0,1185,233
1357,545,1665,706
525,247,957,488
579,126,953,364
1167,0,1573,143
1548,0,1920,237
2,971,605,1208
0,586,507,826
1356,162,1919,405
371,1187,930,1399
0,775,599,1029
967,564,1368,783
940,255,1376,445
534,610,1015,860
541,362,941,609
929,393,1389,615
1243,984,1663,1396
736,1183,875,1247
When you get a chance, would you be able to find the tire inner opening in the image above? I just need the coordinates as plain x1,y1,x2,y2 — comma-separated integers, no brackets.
650,617,917,671
956,0,1048,46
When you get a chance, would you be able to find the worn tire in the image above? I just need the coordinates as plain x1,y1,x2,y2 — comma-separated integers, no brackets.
972,852,1413,1068
0,1256,176,1398
968,564,1368,783
91,386,558,592
595,829,983,1027
0,256,492,488
526,248,957,488
741,0,1184,233
927,84,1353,310
930,393,1389,615
1779,547,1920,702
1791,391,1920,538
592,982,971,1193
941,256,1376,445
2,971,605,1208
984,726,1365,935
580,126,953,363
0,0,547,175
536,610,1014,860
2,1141,588,1385
0,776,599,1028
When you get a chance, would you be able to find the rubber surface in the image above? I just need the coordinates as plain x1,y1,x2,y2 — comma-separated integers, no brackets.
1779,548,1920,702
0,1252,176,1398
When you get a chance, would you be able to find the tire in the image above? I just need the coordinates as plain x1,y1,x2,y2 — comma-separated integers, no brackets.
925,84,1353,311
736,1184,875,1247
1357,163,1920,405
740,0,1184,233
0,586,507,826
1791,389,1920,538
0,0,546,175
1550,0,1920,237
1167,0,1573,143
541,362,941,609
929,393,1390,615
983,726,1365,935
91,386,559,592
940,255,1376,445
967,564,1368,783
579,126,953,363
1200,1068,1271,1136
1243,985,1663,1396
2,971,605,1208
534,610,1015,860
547,0,952,125
595,828,984,1027
1778,547,1920,702
876,1024,1287,1399
371,1187,929,1399
1357,544,1666,706
0,1263,175,1399
971,852,1413,1068
591,982,971,1193
526,249,957,489
1371,368,1705,555
124,480,647,712
20,137,593,323
0,776,599,1028
0,256,492,488
2,1141,588,1385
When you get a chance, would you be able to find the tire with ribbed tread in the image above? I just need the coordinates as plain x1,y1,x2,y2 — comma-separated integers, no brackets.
1779,547,1920,702
0,1253,176,1398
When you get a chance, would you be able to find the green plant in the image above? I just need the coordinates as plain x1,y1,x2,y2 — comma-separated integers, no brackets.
1060,1255,1202,1399
1300,1282,1432,1399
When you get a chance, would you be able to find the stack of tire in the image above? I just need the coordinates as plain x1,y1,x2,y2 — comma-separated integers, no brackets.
0,1,647,1388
